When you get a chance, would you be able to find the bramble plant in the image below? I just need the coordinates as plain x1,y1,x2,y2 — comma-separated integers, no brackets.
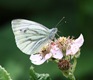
0,34,84,80
30,34,84,80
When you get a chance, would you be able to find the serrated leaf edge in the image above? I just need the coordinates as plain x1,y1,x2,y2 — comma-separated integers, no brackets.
0,65,12,80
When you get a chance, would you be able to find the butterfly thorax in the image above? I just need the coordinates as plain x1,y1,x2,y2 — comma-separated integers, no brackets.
49,28,57,40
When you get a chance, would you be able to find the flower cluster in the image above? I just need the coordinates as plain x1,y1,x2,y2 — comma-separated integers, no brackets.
30,34,84,65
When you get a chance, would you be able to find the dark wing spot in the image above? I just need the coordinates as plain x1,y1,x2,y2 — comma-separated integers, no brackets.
20,29,27,33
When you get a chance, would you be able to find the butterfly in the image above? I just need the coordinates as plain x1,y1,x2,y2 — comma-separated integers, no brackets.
11,19,57,55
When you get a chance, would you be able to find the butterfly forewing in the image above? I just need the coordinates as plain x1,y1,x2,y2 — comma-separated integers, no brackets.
12,19,51,55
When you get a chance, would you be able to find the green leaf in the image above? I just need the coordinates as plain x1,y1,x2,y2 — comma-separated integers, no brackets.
0,65,12,80
29,66,52,80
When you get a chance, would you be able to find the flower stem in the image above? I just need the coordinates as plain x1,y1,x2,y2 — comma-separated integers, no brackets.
72,57,77,73
70,57,77,80
70,75,76,80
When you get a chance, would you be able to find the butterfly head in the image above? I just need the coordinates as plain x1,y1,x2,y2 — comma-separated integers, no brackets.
49,28,58,40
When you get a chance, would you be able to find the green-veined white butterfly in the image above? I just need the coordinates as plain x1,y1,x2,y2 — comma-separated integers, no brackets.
11,19,57,55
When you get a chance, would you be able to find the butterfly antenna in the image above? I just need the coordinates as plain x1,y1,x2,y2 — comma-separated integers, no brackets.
54,17,65,28
56,33,60,37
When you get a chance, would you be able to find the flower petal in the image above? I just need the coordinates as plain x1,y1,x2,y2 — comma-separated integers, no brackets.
30,54,46,65
66,44,79,55
45,53,52,60
50,45,63,59
52,50,63,59
74,34,84,47
66,34,84,55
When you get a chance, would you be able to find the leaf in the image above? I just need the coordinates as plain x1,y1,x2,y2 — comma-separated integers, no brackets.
29,66,52,80
0,65,12,80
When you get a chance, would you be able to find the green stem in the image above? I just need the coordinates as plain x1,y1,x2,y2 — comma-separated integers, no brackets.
62,72,76,80
70,75,76,80
72,57,77,73
70,57,77,80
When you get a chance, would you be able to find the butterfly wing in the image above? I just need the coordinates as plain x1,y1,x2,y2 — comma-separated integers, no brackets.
12,19,51,55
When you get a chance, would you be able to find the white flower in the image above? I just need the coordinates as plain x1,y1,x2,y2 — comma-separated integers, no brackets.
66,34,84,56
30,43,63,65
30,34,84,65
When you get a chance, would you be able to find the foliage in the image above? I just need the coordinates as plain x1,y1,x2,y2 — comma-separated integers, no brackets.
29,66,52,80
0,65,12,80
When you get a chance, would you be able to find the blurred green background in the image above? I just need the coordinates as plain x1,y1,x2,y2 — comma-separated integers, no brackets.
0,0,93,80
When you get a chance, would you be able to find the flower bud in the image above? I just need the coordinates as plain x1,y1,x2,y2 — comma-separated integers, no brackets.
58,59,70,70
